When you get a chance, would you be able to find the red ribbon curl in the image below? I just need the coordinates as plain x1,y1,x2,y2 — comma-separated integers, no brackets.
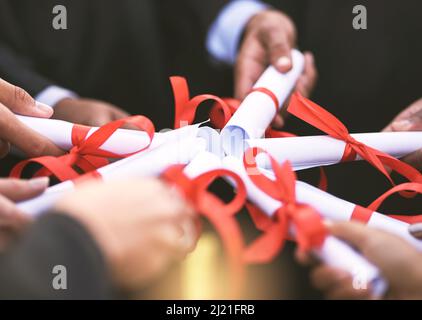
161,164,247,298
351,182,422,224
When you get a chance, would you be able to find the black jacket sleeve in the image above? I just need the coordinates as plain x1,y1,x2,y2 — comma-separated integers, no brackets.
0,1,55,95
0,44,53,95
0,213,114,300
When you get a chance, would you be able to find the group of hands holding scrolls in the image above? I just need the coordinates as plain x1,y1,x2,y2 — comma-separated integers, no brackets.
0,9,421,299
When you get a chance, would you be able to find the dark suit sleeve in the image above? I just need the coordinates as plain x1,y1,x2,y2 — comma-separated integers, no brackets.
0,44,53,96
186,0,229,33
0,214,114,299
0,1,55,96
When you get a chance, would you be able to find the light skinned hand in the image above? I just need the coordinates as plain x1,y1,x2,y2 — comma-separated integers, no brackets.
54,178,200,293
0,78,63,158
297,221,422,300
383,98,422,170
0,177,50,250
234,9,318,128
53,98,130,127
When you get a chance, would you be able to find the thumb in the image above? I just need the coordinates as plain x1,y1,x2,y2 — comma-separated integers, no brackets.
0,78,53,118
261,30,293,73
328,221,371,250
401,149,422,171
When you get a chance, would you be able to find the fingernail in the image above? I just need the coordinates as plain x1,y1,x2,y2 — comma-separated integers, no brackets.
323,220,334,228
29,177,50,190
391,120,413,131
409,223,422,239
35,101,53,114
276,56,291,70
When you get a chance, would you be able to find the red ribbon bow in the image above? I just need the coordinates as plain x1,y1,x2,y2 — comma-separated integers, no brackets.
10,115,155,182
287,92,422,196
242,147,327,264
161,164,247,298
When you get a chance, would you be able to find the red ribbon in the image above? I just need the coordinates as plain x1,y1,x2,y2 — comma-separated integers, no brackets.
171,76,234,129
351,182,422,224
287,92,422,196
10,115,155,182
250,87,280,112
172,77,297,139
161,164,247,298
242,147,327,264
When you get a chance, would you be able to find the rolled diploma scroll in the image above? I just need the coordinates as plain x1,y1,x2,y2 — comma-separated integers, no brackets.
17,137,208,217
221,156,388,296
247,132,422,170
17,115,204,155
251,164,422,251
221,50,305,157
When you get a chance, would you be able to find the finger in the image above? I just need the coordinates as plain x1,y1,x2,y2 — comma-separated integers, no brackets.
151,223,194,260
88,115,113,127
178,216,200,253
328,222,371,250
401,149,422,171
259,29,293,73
234,37,267,100
326,284,373,300
296,52,317,97
271,115,285,129
295,249,320,266
0,79,53,118
0,211,30,231
311,265,352,291
409,223,422,240
0,194,28,218
0,107,63,157
385,119,422,132
0,177,49,201
110,108,130,121
0,139,10,159
383,99,422,132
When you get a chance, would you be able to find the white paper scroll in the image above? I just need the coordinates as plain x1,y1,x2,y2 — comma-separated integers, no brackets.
18,138,207,217
221,50,305,157
17,115,204,155
205,154,385,296
247,132,422,170
225,155,422,251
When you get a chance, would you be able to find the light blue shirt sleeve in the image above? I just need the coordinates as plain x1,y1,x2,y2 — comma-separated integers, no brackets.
206,0,268,65
35,85,79,108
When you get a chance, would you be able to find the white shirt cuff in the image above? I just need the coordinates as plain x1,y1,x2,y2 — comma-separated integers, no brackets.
206,0,268,64
35,85,79,108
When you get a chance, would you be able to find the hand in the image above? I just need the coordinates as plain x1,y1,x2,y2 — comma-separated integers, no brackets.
53,98,130,127
0,78,63,158
235,9,317,128
297,222,422,300
0,177,50,250
383,98,422,170
54,178,199,292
